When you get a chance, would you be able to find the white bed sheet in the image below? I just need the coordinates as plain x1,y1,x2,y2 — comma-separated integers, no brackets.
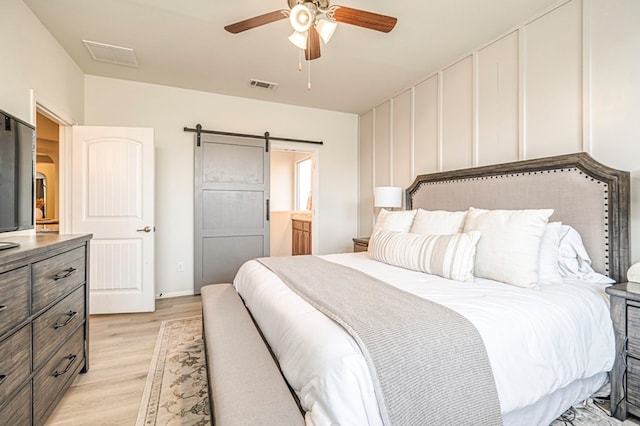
233,252,615,426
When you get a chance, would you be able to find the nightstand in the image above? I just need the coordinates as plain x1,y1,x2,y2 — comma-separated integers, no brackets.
352,237,369,253
606,282,640,421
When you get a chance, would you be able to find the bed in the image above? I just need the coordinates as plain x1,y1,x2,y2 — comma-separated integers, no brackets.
205,152,630,426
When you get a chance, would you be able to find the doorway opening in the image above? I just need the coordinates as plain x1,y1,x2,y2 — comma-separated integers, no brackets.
35,111,60,233
270,149,315,256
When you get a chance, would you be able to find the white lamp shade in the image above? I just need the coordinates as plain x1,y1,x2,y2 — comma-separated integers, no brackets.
288,31,308,50
290,4,313,32
374,186,402,208
316,19,337,44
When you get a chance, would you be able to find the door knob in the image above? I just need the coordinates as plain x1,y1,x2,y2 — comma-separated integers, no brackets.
137,226,153,233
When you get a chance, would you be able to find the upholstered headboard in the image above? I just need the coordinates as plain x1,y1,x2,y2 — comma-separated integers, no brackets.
406,153,630,283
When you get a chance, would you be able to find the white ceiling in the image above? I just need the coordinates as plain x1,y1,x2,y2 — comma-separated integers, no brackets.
24,0,560,114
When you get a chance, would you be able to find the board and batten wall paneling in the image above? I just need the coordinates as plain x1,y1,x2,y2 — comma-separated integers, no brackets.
590,0,640,174
477,31,520,166
357,0,639,261
374,101,392,186
524,0,583,158
414,75,439,175
359,110,374,237
590,0,640,262
442,56,474,171
392,90,414,198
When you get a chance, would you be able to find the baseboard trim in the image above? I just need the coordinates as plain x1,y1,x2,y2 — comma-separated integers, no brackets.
156,290,195,299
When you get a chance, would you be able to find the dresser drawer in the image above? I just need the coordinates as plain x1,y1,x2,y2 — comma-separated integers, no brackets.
0,266,30,337
33,285,85,369
32,246,86,312
353,242,368,252
33,326,85,426
627,305,640,357
627,356,640,408
292,220,310,231
0,325,31,404
0,381,31,426
352,238,369,253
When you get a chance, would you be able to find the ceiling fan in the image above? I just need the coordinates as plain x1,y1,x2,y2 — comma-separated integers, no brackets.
224,0,398,61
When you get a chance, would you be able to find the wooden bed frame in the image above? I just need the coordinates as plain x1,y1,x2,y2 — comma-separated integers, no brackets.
202,152,630,425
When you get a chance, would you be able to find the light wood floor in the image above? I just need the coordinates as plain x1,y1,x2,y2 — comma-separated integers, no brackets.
45,295,202,426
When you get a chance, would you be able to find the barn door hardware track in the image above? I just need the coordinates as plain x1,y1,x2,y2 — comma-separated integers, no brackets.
184,124,324,148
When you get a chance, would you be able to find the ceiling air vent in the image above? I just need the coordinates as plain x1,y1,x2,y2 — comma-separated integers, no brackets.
82,40,139,67
249,79,279,90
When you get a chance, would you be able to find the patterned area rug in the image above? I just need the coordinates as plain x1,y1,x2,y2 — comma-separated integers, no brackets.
137,315,629,426
136,316,210,426
551,400,624,426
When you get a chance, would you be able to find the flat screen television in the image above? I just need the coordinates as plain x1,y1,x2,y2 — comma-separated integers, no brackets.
0,108,35,238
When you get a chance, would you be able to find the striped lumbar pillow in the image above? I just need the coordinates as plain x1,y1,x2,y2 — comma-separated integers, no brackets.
368,230,481,282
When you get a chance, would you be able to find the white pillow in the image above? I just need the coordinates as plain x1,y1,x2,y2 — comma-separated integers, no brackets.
537,222,563,285
368,230,481,282
410,209,468,235
372,209,417,235
463,207,553,289
558,225,615,284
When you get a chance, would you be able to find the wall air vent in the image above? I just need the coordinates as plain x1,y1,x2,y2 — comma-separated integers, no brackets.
249,79,279,90
82,40,139,67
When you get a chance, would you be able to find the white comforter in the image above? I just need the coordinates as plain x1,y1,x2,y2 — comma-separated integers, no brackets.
233,253,615,426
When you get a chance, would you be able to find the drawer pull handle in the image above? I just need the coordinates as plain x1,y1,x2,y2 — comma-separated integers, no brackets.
53,354,78,378
54,311,79,329
54,267,78,281
0,374,6,385
0,305,7,313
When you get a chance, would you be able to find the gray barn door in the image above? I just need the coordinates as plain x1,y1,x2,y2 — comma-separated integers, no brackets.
194,134,270,293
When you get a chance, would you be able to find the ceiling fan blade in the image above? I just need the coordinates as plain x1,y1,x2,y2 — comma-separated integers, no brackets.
329,6,397,33
224,10,289,34
305,25,321,61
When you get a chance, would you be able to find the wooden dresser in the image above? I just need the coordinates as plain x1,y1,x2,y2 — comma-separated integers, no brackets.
352,237,370,253
607,282,640,421
292,219,311,256
0,234,91,425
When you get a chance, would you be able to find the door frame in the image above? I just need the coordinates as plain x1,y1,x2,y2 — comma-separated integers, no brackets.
271,141,320,254
30,90,76,235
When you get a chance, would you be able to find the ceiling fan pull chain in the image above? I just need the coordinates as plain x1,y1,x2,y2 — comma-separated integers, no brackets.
298,49,303,72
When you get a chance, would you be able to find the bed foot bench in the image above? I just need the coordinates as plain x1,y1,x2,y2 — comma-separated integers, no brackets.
201,283,304,426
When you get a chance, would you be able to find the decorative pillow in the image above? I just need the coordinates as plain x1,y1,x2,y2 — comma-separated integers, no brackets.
537,222,563,285
463,207,554,289
368,230,481,282
372,209,417,235
558,225,615,284
410,209,468,235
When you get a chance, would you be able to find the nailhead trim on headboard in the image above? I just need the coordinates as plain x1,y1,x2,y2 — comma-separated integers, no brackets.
406,153,630,283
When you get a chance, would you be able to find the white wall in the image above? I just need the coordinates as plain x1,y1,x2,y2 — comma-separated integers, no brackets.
271,151,295,211
590,0,640,262
270,151,295,257
1,0,83,239
358,0,640,265
0,0,84,125
270,211,292,257
85,76,358,297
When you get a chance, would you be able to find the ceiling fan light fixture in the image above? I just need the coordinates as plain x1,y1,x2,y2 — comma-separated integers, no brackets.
290,4,313,32
316,19,337,44
288,31,309,50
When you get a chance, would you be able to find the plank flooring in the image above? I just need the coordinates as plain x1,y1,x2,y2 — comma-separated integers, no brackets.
45,295,202,425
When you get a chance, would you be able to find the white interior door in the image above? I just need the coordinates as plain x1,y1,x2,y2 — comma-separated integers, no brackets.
71,126,155,314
